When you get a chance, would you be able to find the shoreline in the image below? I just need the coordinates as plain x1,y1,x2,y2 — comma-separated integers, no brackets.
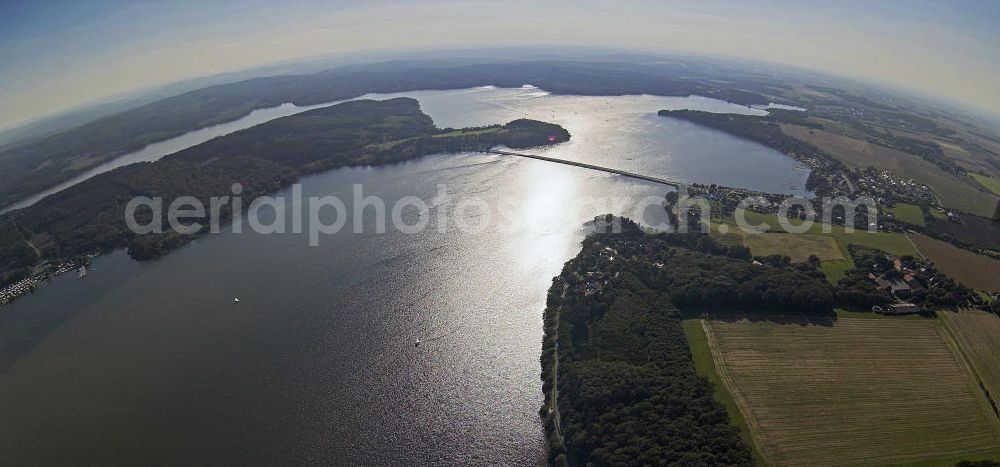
0,254,95,307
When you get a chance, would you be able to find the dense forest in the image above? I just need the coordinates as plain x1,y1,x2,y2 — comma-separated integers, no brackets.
0,98,568,287
541,217,837,466
0,218,37,286
651,250,833,314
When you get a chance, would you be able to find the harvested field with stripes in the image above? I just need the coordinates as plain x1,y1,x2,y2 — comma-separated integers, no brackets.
941,309,1000,408
703,318,1000,466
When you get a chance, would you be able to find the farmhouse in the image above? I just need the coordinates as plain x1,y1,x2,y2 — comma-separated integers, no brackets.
888,279,912,298
869,273,890,291
902,274,923,292
884,303,922,315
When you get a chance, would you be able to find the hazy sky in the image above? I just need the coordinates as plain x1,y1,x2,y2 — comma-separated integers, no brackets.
1,0,998,129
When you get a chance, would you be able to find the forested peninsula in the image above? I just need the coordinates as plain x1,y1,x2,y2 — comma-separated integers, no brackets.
0,98,568,294
541,216,834,466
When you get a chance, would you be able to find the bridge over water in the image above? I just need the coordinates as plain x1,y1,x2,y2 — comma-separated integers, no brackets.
484,149,686,187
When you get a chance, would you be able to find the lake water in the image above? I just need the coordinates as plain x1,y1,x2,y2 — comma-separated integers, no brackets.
0,86,809,464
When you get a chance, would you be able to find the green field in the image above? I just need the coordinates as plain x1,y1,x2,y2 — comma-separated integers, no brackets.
834,308,925,320
740,232,843,263
432,127,505,138
888,203,926,226
971,173,1000,197
819,259,853,284
703,318,1000,466
733,211,919,256
716,212,920,283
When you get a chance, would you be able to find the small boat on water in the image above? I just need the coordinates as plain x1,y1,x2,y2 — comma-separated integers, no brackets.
78,266,87,278
233,297,240,304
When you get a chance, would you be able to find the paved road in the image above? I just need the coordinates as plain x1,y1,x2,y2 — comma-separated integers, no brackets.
485,149,684,187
